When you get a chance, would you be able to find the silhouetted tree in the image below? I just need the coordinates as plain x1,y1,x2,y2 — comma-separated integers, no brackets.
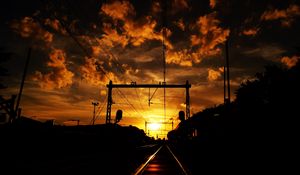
170,61,300,147
0,49,11,89
236,63,300,130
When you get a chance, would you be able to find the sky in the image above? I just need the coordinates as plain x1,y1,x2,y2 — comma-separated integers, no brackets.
1,0,300,135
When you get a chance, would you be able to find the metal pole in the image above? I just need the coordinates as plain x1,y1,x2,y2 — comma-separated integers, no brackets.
186,80,190,119
162,0,167,123
225,40,230,103
106,81,113,124
93,104,95,125
224,63,226,104
145,121,147,134
92,102,99,125
15,48,31,119
9,95,16,123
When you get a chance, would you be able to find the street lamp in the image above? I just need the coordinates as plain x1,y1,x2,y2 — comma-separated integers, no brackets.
92,101,99,125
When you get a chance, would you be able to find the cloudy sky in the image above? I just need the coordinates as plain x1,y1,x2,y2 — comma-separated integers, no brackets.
1,0,300,130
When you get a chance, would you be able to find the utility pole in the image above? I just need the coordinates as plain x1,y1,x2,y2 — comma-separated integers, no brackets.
224,55,226,104
92,101,99,125
224,39,231,104
15,48,31,120
162,0,167,123
145,121,147,134
226,39,230,103
106,80,113,124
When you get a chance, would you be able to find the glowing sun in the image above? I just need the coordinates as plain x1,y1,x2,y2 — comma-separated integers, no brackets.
148,123,161,131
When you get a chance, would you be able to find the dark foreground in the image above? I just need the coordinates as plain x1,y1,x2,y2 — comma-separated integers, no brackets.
1,121,161,175
1,118,298,175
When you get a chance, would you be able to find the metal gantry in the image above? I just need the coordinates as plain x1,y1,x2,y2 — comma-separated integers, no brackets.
105,80,191,124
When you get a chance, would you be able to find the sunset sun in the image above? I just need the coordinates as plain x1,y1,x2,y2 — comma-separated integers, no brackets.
148,123,161,131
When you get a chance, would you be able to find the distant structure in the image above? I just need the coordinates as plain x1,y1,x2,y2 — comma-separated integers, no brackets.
0,48,31,124
15,48,31,120
0,95,16,123
66,119,80,126
145,121,174,136
92,101,99,125
105,80,191,124
162,0,168,123
224,39,231,104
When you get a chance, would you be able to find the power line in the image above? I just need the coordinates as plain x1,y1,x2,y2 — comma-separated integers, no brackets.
36,1,141,125
162,0,168,123
37,0,188,126
114,89,143,120
39,0,129,78
116,88,146,120
93,92,108,121
91,98,106,124
135,88,146,114
63,0,129,78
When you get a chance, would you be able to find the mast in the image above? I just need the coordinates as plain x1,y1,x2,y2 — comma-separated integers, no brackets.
162,0,167,122
15,48,31,119
225,39,230,103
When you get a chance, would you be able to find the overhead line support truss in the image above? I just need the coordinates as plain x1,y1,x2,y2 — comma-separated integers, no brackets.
105,80,191,124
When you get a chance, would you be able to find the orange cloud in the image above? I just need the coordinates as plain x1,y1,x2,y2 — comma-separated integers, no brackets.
79,57,120,86
124,17,161,46
174,18,185,31
11,17,53,43
122,64,139,75
44,18,67,35
166,13,229,67
102,23,129,48
280,55,300,68
101,0,134,20
151,1,161,14
218,67,224,73
172,0,189,12
78,33,138,80
191,12,230,57
166,49,200,67
80,57,108,86
207,68,222,81
101,2,173,49
210,0,217,9
190,34,200,46
261,4,300,27
122,17,173,49
280,20,293,27
91,46,102,57
242,28,260,36
33,49,74,89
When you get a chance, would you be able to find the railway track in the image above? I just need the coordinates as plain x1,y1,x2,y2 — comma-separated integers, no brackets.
133,143,191,175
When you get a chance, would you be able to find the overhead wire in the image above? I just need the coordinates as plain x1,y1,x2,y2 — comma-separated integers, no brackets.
39,0,148,122
135,88,146,114
62,0,149,118
37,0,186,127
116,88,146,121
93,92,108,122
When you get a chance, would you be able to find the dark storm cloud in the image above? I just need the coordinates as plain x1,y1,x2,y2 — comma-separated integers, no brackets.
241,43,286,60
190,83,225,109
1,0,300,124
